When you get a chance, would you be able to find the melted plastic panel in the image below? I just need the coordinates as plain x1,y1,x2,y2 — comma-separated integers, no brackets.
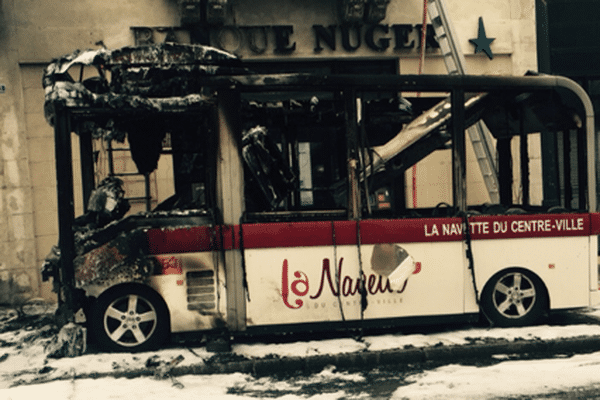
43,178,148,289
40,173,215,291
73,229,153,288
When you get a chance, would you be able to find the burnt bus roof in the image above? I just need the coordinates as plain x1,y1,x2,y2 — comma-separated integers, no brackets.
44,43,591,120
42,43,595,193
43,44,594,183
42,43,245,125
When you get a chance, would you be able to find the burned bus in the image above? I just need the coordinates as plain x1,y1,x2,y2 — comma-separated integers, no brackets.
42,43,600,352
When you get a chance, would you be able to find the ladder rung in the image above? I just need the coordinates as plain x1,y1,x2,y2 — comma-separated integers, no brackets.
111,172,145,177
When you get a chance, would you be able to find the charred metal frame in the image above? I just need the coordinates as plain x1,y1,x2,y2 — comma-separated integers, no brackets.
48,71,596,320
451,88,466,213
53,105,77,312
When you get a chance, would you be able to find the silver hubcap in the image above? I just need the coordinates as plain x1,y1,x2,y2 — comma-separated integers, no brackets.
492,272,536,319
103,294,158,347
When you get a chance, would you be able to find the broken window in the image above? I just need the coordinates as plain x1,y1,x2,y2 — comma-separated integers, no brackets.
241,92,348,219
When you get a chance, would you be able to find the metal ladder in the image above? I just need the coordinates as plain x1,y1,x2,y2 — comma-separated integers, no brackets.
427,0,500,203
106,141,153,211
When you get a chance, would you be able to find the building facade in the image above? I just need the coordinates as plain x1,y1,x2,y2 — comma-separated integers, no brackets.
0,0,537,303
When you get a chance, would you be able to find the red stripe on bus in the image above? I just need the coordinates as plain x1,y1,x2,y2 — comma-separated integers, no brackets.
146,213,600,254
242,214,594,248
240,220,358,249
147,225,241,254
591,213,600,235
359,218,459,244
147,226,214,254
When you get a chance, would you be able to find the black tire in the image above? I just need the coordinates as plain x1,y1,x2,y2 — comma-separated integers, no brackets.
481,268,548,327
91,284,170,352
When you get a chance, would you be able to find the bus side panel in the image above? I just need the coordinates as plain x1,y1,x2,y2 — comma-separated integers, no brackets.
245,246,349,326
244,241,465,327
148,251,227,333
590,235,600,306
469,237,590,312
361,242,466,319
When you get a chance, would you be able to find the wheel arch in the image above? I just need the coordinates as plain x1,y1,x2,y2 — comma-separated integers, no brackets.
479,266,551,328
94,282,172,327
90,281,172,352
481,266,550,309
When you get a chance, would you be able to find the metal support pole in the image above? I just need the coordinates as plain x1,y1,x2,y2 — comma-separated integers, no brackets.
519,106,530,206
577,126,588,210
107,139,115,176
541,131,560,207
79,131,95,212
563,130,572,208
53,106,76,321
144,172,152,211
216,89,246,332
497,138,512,205
451,88,466,213
344,89,361,220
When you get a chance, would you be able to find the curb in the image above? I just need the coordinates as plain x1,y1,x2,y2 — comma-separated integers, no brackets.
20,334,600,387
90,334,600,379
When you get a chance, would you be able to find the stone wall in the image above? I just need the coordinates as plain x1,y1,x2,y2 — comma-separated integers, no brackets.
0,1,38,305
0,0,538,304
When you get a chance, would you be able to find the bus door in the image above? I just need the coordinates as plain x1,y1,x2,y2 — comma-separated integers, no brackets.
356,88,469,322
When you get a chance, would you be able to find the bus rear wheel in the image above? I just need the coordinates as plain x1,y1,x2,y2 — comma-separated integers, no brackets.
481,268,547,327
91,284,169,352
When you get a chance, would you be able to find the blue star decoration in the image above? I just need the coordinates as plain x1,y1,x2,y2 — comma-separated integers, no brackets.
469,17,495,60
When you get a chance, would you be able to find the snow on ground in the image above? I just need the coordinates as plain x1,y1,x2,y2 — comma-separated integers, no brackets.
0,372,355,400
393,352,600,400
4,350,600,399
1,305,600,399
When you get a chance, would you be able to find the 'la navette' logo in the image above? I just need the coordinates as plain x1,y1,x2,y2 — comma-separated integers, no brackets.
281,245,419,310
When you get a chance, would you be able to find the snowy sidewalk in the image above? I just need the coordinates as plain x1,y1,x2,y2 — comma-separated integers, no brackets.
1,306,600,389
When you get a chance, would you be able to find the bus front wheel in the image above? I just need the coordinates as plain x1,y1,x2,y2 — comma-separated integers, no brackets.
91,284,170,352
481,268,548,327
